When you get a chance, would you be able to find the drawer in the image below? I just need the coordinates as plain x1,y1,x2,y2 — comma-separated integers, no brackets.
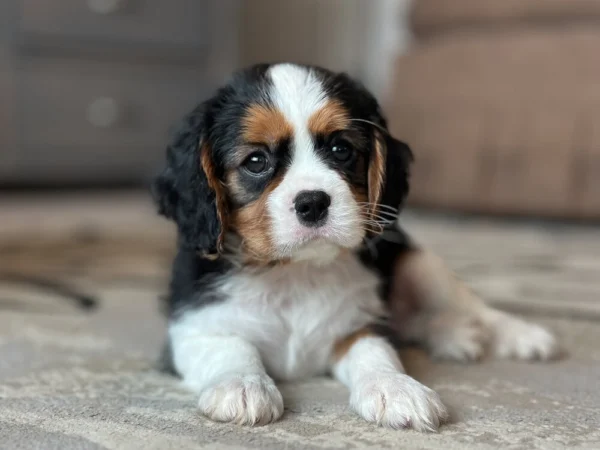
20,59,212,148
12,144,166,184
17,59,214,181
20,0,209,47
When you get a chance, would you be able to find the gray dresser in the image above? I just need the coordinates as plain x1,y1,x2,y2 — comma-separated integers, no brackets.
0,0,239,185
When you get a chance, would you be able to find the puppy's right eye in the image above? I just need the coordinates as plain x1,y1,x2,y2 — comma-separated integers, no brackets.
242,152,270,175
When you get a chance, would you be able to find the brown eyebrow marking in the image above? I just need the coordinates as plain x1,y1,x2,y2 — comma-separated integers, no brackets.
242,104,293,145
308,99,351,135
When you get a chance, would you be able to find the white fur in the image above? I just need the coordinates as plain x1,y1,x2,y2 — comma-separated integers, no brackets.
169,252,395,425
169,330,284,425
266,64,365,259
197,373,283,426
268,63,327,135
482,308,558,360
332,336,448,432
422,307,558,362
170,252,383,382
392,250,559,362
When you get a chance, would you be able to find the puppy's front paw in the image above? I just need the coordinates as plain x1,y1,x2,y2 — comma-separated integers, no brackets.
489,312,558,361
350,373,448,432
197,374,284,426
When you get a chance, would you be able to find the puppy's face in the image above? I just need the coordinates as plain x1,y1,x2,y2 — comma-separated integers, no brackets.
154,64,412,264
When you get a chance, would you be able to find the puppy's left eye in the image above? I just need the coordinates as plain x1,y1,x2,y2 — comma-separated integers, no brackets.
330,143,353,162
242,151,270,175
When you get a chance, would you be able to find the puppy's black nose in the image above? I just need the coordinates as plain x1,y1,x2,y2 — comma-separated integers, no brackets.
294,190,331,226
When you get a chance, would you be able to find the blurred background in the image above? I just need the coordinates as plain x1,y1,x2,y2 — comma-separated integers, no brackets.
2,0,600,218
1,2,600,447
2,0,600,316
2,0,600,340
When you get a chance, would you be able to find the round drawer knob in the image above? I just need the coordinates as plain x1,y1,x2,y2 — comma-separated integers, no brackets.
87,97,121,129
87,0,124,15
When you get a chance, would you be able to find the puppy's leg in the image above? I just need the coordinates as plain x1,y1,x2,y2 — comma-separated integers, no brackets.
171,334,283,425
331,329,448,432
390,249,558,362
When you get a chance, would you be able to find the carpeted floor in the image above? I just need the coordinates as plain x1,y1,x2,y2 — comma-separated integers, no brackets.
1,192,599,449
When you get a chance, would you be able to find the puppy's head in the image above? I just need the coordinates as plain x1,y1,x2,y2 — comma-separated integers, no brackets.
153,63,413,264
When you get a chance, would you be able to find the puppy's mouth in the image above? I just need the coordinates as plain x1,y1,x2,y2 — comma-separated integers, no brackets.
292,222,338,244
286,236,344,263
276,220,365,260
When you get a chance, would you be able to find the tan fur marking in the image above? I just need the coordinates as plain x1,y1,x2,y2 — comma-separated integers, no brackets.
308,100,351,135
367,130,387,226
230,173,284,264
333,328,374,362
350,147,369,204
242,104,293,145
391,249,473,314
350,184,368,224
351,185,368,204
200,143,228,254
368,131,386,206
225,170,247,204
388,249,422,321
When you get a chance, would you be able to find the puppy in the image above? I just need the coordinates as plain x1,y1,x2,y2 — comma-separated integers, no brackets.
152,63,558,431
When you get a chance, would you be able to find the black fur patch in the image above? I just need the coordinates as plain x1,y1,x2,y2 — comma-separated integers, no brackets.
359,225,416,302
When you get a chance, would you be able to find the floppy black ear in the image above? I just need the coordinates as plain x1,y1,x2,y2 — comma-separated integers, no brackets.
367,116,414,216
380,134,413,211
151,103,226,257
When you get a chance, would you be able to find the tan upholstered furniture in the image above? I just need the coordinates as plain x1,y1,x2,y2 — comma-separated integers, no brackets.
387,0,600,219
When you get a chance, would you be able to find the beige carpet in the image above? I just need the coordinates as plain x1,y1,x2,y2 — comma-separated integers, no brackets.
1,192,599,449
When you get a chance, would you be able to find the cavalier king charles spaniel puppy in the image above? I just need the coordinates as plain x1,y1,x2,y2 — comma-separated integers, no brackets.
152,63,558,431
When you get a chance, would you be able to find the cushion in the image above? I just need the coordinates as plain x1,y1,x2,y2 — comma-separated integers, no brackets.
386,28,600,218
412,0,600,39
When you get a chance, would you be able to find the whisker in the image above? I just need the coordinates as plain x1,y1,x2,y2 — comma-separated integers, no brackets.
359,207,399,218
369,213,398,220
357,206,399,215
356,202,399,213
362,217,394,224
363,215,397,224
363,213,396,221
363,223,384,234
364,225,389,234
363,222,394,230
357,204,400,219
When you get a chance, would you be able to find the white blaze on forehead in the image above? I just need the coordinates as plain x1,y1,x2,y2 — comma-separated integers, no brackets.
267,64,331,185
267,64,328,129
267,64,327,169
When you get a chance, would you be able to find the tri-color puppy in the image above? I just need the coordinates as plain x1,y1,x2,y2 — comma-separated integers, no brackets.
152,63,558,431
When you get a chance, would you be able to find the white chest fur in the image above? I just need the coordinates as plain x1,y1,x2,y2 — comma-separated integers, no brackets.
170,252,384,381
